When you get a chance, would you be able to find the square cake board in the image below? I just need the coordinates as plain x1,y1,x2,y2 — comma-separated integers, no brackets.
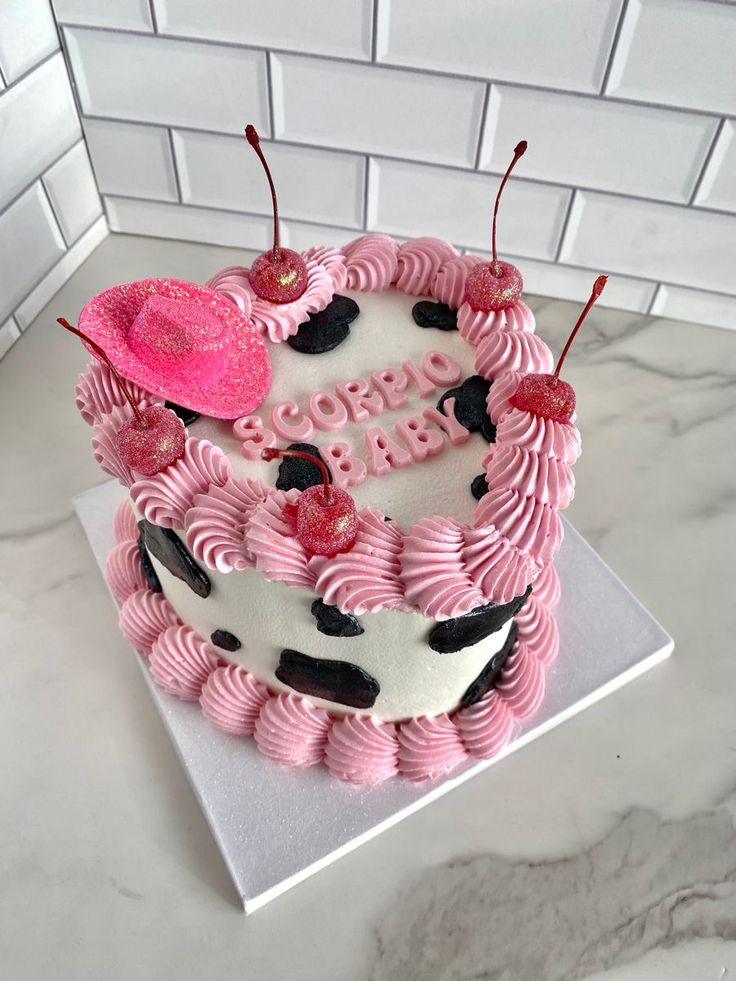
74,479,673,914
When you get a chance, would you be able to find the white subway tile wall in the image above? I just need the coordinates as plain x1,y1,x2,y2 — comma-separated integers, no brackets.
0,1,104,360
2,0,735,365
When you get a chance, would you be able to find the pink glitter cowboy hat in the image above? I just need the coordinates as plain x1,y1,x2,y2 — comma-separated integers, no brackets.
78,278,271,420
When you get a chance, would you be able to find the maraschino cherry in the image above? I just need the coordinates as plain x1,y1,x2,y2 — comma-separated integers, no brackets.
464,140,528,312
245,124,308,304
511,275,607,424
262,447,358,556
58,317,186,476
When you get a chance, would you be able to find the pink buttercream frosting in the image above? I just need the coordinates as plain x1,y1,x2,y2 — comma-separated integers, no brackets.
200,664,270,735
118,588,180,655
495,641,545,718
203,265,254,318
486,369,526,425
483,444,575,509
475,327,553,379
92,404,142,487
461,525,540,606
494,408,582,464
76,359,159,427
401,516,485,620
105,540,146,602
113,499,139,545
457,298,535,346
325,715,399,784
303,244,348,292
431,254,483,308
398,713,468,782
392,237,458,296
246,490,315,589
515,596,560,664
254,692,331,767
149,624,221,701
530,563,561,609
475,488,563,566
131,436,231,529
310,508,405,614
343,234,399,291
185,475,270,572
455,689,515,760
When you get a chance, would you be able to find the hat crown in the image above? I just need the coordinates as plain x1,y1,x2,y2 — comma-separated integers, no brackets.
127,295,232,387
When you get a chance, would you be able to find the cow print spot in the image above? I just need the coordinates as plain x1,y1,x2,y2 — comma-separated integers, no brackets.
437,375,495,442
411,300,458,331
276,648,379,709
459,622,518,708
273,442,332,493
164,401,200,426
210,629,241,652
136,523,162,593
471,473,489,500
427,586,531,654
141,519,211,598
311,599,364,638
287,294,360,354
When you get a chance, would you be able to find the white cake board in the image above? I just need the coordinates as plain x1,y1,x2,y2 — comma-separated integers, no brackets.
74,480,673,913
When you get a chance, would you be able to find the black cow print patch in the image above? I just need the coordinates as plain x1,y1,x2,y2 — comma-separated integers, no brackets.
459,623,518,708
136,523,162,593
210,629,241,652
274,442,332,493
411,300,458,331
311,599,364,638
276,648,379,709
164,401,200,426
470,473,489,500
437,375,495,443
427,585,531,654
287,294,360,354
141,519,211,598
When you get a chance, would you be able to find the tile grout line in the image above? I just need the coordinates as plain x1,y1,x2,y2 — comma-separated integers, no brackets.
38,177,71,249
599,0,630,95
78,113,736,218
1,137,86,219
473,83,491,171
646,283,663,316
687,117,726,206
57,21,731,122
100,192,736,302
167,129,184,203
147,0,159,33
0,48,59,95
265,50,276,139
370,0,379,63
553,190,577,263
361,156,371,230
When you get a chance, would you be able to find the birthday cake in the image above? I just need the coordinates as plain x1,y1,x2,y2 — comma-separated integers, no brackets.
69,133,604,784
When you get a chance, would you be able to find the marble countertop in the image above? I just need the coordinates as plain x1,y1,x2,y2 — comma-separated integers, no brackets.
2,234,735,981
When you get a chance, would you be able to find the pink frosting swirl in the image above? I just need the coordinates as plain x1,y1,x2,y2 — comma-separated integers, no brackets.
455,689,515,760
91,404,140,487
401,516,485,620
186,475,269,572
246,490,315,589
303,244,348,292
254,692,331,767
457,299,535,346
392,237,457,296
131,436,231,529
461,525,540,606
483,444,575,509
515,596,560,665
311,508,404,614
496,641,545,718
475,488,563,566
200,664,270,735
105,540,146,602
397,714,468,782
431,254,483,308
486,369,525,425
113,499,139,545
325,715,399,784
205,265,254,318
149,624,221,701
531,563,561,609
475,328,553,380
343,234,399,291
118,588,180,655
75,360,159,427
495,409,581,464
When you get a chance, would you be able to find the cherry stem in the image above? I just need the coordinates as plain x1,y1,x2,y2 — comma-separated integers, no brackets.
57,317,148,428
552,275,608,381
491,140,527,270
245,124,280,258
262,448,332,504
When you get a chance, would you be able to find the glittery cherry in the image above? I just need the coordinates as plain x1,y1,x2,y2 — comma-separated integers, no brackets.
58,317,186,475
262,447,358,556
464,140,527,312
245,124,308,304
511,275,607,424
